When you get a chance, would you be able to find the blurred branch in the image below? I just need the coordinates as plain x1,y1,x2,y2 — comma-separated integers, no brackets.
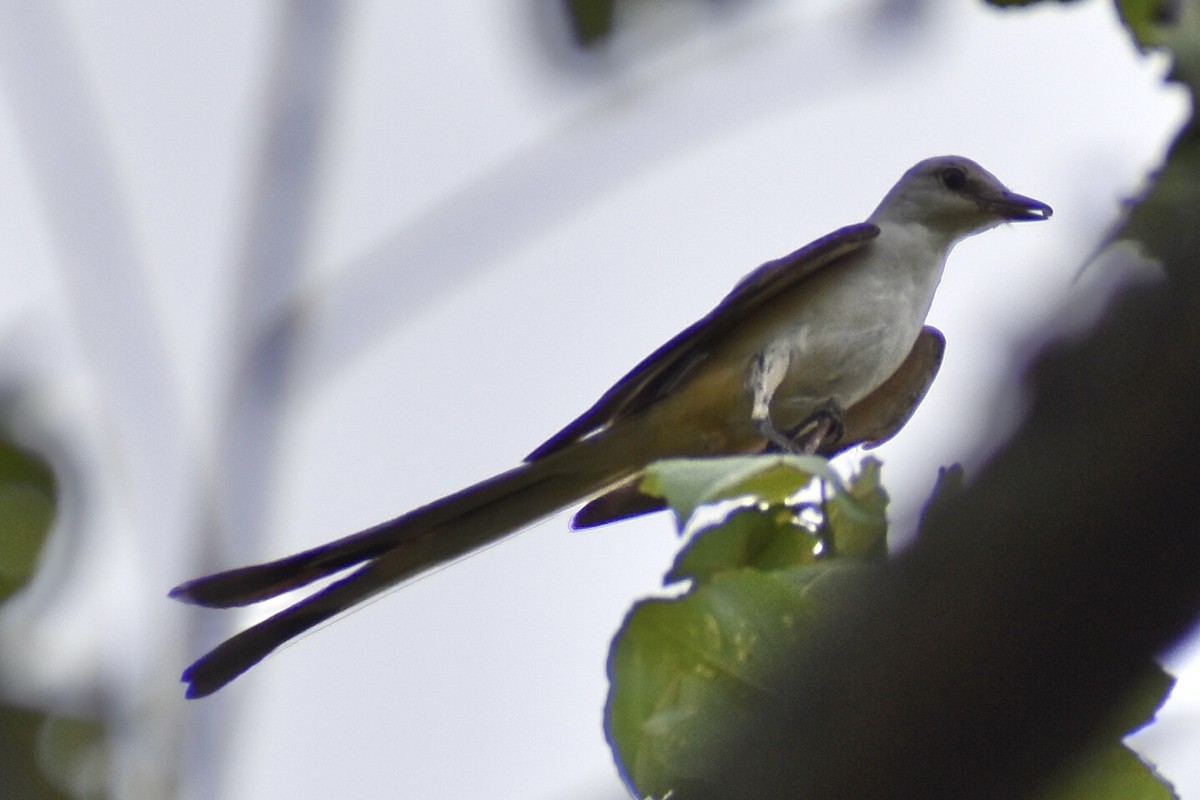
565,0,616,46
213,0,347,560
277,9,926,400
187,2,346,798
0,3,193,797
0,1,187,502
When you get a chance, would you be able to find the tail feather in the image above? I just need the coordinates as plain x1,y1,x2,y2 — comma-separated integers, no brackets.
171,453,606,609
177,442,638,696
182,558,395,698
169,527,397,608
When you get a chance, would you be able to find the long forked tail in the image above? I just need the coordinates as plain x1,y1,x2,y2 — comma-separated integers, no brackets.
174,442,637,698
171,462,560,609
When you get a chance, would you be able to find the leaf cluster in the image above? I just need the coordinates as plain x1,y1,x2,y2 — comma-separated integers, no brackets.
0,429,107,799
607,457,1176,800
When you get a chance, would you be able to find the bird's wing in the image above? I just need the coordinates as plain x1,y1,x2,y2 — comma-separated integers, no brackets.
527,222,881,461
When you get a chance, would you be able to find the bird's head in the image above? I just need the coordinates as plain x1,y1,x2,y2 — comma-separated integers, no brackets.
868,155,1052,242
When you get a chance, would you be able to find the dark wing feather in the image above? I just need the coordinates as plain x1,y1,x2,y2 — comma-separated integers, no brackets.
526,223,880,461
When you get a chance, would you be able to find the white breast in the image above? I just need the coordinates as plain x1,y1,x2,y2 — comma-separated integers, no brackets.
769,221,950,422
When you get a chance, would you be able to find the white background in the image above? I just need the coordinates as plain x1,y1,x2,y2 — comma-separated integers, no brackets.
0,1,1194,798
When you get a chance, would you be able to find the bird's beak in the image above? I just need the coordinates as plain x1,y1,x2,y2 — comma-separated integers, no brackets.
980,189,1053,222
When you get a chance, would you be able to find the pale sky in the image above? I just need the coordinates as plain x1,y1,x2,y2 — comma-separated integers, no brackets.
0,1,1192,799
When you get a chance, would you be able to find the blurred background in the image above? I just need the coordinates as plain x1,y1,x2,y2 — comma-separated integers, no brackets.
0,1,1194,798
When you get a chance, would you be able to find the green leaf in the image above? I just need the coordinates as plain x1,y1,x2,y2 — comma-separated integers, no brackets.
610,455,887,797
665,505,824,585
0,432,84,800
1117,0,1183,49
648,455,888,583
1037,744,1176,800
1105,663,1175,740
914,463,967,538
565,0,615,46
606,562,872,799
640,455,838,532
1032,663,1176,799
36,716,109,800
611,454,1177,799
0,706,104,800
0,438,57,603
823,457,889,560
1114,0,1200,105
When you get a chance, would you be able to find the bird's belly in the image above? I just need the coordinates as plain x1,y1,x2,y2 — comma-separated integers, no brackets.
776,323,913,412
768,280,927,428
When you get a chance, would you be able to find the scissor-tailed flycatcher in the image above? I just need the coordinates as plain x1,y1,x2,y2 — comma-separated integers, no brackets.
173,155,1051,697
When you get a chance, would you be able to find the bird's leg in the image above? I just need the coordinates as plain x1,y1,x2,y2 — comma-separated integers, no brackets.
775,401,845,558
757,416,804,453
748,345,847,455
816,474,836,557
784,399,847,455
748,344,801,453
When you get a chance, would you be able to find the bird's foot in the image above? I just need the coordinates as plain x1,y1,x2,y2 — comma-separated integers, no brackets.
781,400,846,455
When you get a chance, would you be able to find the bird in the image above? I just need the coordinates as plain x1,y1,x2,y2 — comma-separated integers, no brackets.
171,155,1051,698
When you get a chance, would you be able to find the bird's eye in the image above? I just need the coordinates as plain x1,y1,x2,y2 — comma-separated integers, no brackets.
940,166,967,191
